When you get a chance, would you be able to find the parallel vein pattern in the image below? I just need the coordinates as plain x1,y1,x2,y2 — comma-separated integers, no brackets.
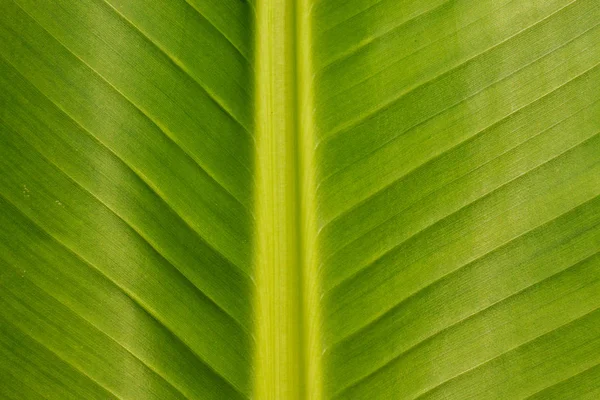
313,0,600,398
0,0,255,398
1,0,600,399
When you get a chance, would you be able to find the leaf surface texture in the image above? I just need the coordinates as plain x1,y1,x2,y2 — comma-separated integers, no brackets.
0,0,599,399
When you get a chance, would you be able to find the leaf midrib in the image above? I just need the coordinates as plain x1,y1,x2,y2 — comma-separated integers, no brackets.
253,0,322,398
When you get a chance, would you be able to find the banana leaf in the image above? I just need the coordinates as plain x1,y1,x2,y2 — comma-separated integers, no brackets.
1,0,599,399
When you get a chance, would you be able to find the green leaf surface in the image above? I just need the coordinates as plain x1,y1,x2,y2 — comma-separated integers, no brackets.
1,0,599,399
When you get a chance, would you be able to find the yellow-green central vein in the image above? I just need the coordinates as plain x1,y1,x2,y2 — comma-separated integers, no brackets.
253,0,322,398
